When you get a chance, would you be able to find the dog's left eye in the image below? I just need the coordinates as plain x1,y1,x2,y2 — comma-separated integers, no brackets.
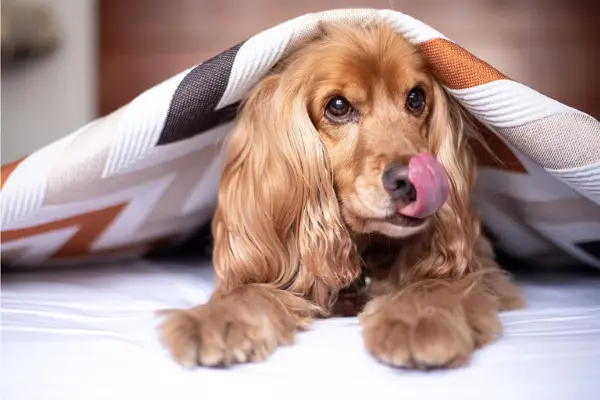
325,96,353,122
406,87,426,113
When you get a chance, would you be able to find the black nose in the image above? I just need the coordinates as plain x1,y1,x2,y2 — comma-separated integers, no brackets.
382,163,417,202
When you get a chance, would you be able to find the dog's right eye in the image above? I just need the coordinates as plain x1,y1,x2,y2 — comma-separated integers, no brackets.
325,96,353,123
406,87,426,113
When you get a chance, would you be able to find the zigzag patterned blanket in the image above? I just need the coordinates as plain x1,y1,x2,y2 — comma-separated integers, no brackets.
2,9,599,268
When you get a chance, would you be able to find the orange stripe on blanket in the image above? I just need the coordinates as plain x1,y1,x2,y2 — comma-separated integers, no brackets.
2,204,126,258
1,158,24,189
418,38,508,90
1,203,180,263
50,235,179,261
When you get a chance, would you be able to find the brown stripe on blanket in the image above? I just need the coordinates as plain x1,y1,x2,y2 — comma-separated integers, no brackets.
0,157,24,189
418,38,508,90
1,234,178,266
51,235,179,261
1,201,180,263
2,203,127,257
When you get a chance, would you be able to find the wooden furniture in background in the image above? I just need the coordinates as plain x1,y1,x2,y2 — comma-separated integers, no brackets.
99,0,600,118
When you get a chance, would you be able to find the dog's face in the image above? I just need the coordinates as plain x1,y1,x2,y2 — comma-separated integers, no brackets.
215,22,469,293
294,24,450,238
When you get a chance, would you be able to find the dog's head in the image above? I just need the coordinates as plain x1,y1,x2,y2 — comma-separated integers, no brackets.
296,23,456,238
213,22,475,298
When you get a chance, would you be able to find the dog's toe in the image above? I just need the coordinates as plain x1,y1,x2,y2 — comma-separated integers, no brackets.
408,315,472,369
158,305,285,368
363,317,414,368
157,310,203,368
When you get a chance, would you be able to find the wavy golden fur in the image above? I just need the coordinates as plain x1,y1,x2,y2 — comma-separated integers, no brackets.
159,22,524,370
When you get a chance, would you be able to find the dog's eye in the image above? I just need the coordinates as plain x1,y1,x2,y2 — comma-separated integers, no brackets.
325,96,353,122
406,87,426,113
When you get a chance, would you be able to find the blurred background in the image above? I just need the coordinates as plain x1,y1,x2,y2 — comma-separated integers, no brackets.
1,0,599,164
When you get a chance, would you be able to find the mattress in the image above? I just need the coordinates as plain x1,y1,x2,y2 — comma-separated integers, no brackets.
2,260,600,400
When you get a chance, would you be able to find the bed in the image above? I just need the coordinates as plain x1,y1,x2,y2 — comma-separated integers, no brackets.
2,259,600,400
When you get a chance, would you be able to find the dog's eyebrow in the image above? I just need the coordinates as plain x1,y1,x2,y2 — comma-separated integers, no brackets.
400,49,429,69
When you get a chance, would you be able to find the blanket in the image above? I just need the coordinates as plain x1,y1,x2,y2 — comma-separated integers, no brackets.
1,9,599,268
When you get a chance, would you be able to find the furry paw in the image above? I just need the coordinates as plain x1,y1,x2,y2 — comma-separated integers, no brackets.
360,286,502,370
158,291,296,368
362,309,473,369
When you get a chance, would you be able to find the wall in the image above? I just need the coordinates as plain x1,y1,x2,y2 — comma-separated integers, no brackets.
99,0,599,119
1,0,97,163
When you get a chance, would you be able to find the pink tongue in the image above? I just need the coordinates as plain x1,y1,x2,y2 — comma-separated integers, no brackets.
398,152,449,219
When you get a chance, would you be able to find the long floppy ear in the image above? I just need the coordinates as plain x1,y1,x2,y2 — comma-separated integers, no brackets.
428,80,478,217
211,72,360,309
408,79,480,278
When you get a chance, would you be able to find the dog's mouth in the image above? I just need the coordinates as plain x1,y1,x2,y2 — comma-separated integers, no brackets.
382,213,427,228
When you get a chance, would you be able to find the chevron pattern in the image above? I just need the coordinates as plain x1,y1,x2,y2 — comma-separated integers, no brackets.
1,8,599,268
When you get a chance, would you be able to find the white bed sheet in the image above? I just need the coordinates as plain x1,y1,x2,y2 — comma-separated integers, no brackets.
2,260,600,400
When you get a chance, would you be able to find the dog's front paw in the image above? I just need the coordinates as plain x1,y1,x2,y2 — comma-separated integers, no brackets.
362,309,472,369
360,291,500,370
158,300,294,368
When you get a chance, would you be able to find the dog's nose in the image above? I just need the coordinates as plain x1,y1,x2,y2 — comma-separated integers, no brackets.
382,163,416,202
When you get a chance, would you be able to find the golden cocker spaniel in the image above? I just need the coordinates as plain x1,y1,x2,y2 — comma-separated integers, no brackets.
159,21,524,370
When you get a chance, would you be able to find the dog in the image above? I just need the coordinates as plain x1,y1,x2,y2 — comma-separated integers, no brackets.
159,21,524,370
